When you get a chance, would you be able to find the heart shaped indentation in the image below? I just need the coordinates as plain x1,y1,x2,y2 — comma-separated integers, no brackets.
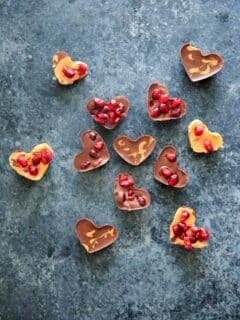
180,43,223,82
188,119,224,153
9,143,54,181
52,51,88,85
114,173,151,211
170,207,210,250
113,135,156,166
75,218,118,253
73,130,110,172
147,82,187,121
86,96,130,130
153,145,188,188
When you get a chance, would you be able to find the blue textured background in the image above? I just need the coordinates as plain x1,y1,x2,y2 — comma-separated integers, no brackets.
0,0,239,319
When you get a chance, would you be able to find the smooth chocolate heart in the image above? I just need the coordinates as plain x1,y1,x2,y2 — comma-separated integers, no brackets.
75,218,118,253
86,96,130,130
153,145,188,188
147,82,187,121
180,43,223,82
113,135,156,166
114,173,151,211
73,130,110,172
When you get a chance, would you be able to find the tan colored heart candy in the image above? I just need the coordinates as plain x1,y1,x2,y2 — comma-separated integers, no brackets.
75,218,118,253
188,119,224,153
147,82,187,121
52,51,88,85
180,43,223,81
113,135,156,166
73,130,110,172
170,207,210,250
9,143,54,181
114,173,151,211
154,145,188,188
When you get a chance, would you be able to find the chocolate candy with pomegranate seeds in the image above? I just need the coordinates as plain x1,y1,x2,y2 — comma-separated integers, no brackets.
113,135,156,166
147,82,187,121
114,173,151,211
75,218,118,253
153,145,188,188
73,130,110,172
180,43,223,82
86,96,130,130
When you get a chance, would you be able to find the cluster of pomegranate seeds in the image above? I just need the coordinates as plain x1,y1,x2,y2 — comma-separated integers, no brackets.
150,89,182,118
119,174,146,207
90,98,126,126
160,165,179,187
172,211,210,250
62,63,88,79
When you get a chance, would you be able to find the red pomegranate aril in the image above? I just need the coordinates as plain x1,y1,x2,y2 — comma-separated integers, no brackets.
199,229,210,241
137,196,146,207
93,98,105,108
119,179,134,188
128,189,134,196
184,237,192,250
189,236,197,243
191,226,200,233
41,150,53,164
171,98,181,109
88,131,97,141
194,125,204,136
95,116,107,124
172,225,181,236
95,141,104,151
103,105,109,113
165,152,177,162
80,161,91,170
114,117,121,124
151,89,161,100
170,108,181,117
159,104,169,113
16,155,28,167
28,165,39,176
168,174,179,186
109,100,118,111
150,107,161,117
32,154,41,165
62,66,75,78
78,63,88,75
204,139,214,153
118,103,125,113
180,211,190,222
115,108,122,116
160,166,174,178
119,174,128,182
89,149,100,159
160,95,169,103
178,222,188,232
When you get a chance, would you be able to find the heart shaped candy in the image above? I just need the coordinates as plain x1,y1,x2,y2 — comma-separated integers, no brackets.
170,206,210,250
180,43,223,82
86,96,130,130
113,135,156,166
147,82,187,121
114,173,151,211
52,51,88,85
73,130,110,172
9,143,54,181
75,218,118,253
153,145,188,188
188,119,224,153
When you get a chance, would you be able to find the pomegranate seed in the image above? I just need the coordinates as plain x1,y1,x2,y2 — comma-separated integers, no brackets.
128,189,134,196
179,233,185,240
172,225,181,236
80,161,91,170
109,111,116,119
159,104,169,113
109,100,118,111
150,107,161,117
62,66,75,78
119,174,128,182
194,125,204,136
168,174,179,187
114,117,121,124
16,155,28,167
189,236,197,243
78,63,87,75
160,166,174,178
119,180,134,188
95,116,106,124
102,105,109,113
199,229,210,241
151,89,161,100
160,95,169,103
93,98,105,108
165,152,177,162
183,237,192,250
95,141,104,151
178,222,188,232
41,150,54,164
204,139,214,153
89,149,100,159
28,165,39,176
180,211,190,222
137,196,146,207
118,103,125,113
88,131,97,141
191,226,201,234
32,154,41,165
171,98,181,109
115,108,122,116
170,108,181,117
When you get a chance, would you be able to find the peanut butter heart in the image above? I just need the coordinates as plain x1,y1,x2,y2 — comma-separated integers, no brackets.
73,130,110,172
180,43,223,82
147,82,187,121
188,119,224,153
86,96,130,130
52,51,88,85
114,173,151,211
113,135,156,166
9,143,54,181
153,145,188,188
75,218,118,253
170,207,210,250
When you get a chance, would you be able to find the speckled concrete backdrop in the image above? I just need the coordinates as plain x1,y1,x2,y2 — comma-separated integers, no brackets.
0,0,239,319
